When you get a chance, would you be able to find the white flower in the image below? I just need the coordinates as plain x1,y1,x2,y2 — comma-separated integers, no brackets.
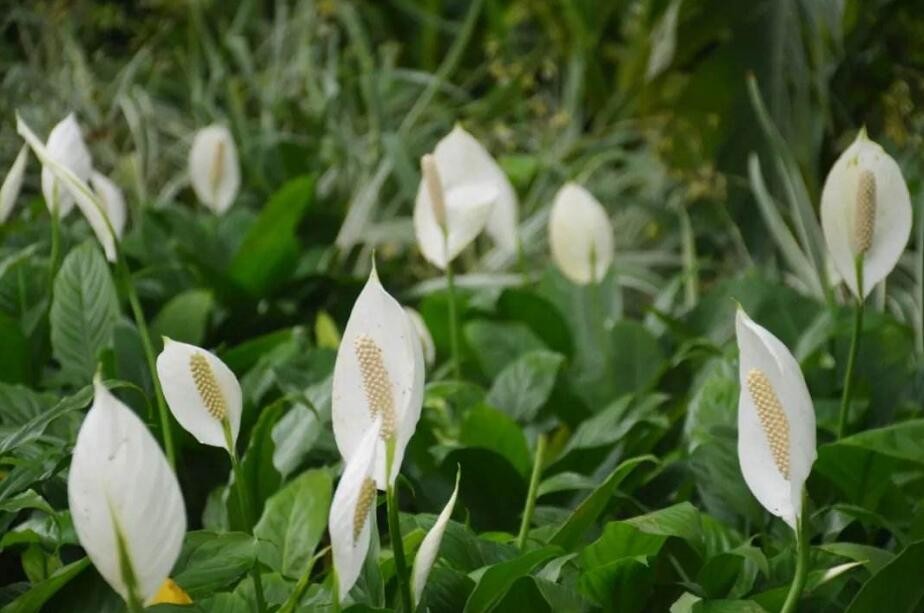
329,419,380,603
411,469,460,607
404,306,435,366
332,265,425,489
16,114,117,261
89,171,127,239
188,125,240,215
413,128,499,269
735,308,816,529
41,113,93,218
156,338,243,451
820,129,912,299
548,182,614,284
0,145,28,223
68,376,186,605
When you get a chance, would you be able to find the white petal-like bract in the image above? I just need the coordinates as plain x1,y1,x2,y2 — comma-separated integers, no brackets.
0,145,29,223
414,128,499,269
189,124,240,215
735,309,816,529
404,306,436,366
332,266,425,489
156,338,242,450
17,115,118,261
548,183,614,284
90,171,127,239
411,469,460,607
68,377,186,605
41,113,93,218
329,419,380,603
820,129,911,299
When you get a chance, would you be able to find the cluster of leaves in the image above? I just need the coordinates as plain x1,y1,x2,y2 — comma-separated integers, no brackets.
1,1,924,613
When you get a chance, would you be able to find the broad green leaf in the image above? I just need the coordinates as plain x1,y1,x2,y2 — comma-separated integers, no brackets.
496,289,573,357
0,384,54,427
172,531,257,598
254,468,332,579
465,320,546,376
609,321,665,396
818,542,894,575
460,404,532,476
151,288,214,345
845,540,924,613
0,313,29,384
49,242,119,384
486,350,564,422
0,385,92,455
0,558,89,613
463,546,561,613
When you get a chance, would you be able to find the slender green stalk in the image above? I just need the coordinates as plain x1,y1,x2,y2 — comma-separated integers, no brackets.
331,568,342,613
780,506,809,613
385,439,413,613
118,257,176,465
47,192,61,298
837,258,864,440
278,546,330,613
445,261,462,380
224,422,266,613
517,433,547,550
125,594,144,613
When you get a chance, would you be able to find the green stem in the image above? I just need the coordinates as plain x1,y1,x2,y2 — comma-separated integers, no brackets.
517,434,547,550
386,439,413,613
125,594,144,613
780,507,809,613
445,261,462,380
47,193,61,298
278,546,331,613
118,257,176,466
331,568,342,613
225,423,266,613
837,258,865,440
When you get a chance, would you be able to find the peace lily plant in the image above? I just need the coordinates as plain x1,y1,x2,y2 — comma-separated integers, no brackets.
548,182,614,285
68,376,186,612
189,124,241,215
736,308,817,613
414,126,501,377
820,128,912,438
331,264,425,610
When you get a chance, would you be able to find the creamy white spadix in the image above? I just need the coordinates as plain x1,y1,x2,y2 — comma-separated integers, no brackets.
156,338,243,451
41,113,93,218
735,309,816,529
68,377,186,605
329,419,381,602
548,182,614,284
189,124,240,215
413,127,500,269
332,266,425,489
820,129,911,299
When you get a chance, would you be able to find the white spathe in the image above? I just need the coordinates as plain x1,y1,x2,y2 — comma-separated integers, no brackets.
332,265,425,489
404,306,436,366
188,124,240,215
0,145,28,223
41,113,93,218
329,419,380,602
411,469,460,607
90,171,127,239
68,377,186,605
735,309,816,529
156,338,243,451
413,127,500,269
17,115,118,262
548,182,614,284
820,129,912,299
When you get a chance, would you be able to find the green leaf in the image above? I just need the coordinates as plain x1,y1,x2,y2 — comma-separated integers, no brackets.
228,175,316,296
496,290,573,357
0,558,89,613
463,546,561,613
0,313,29,384
49,242,119,384
0,385,93,456
460,404,532,476
550,455,657,551
172,531,257,598
465,320,546,376
609,321,665,396
845,540,924,613
254,468,332,579
228,403,285,532
486,350,564,422
151,288,214,345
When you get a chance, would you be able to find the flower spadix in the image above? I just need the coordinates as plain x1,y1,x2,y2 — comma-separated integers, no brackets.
735,309,816,529
820,129,911,299
413,127,500,269
548,182,614,284
411,469,460,607
189,124,240,215
332,265,425,489
0,145,28,223
68,376,186,605
17,114,118,261
329,418,381,602
41,113,93,217
156,338,242,451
